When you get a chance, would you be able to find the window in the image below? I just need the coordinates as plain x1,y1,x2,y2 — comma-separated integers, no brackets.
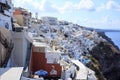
5,22,9,29
0,6,3,13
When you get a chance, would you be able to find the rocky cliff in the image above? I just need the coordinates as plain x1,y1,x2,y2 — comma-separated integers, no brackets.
88,32,120,80
0,27,14,67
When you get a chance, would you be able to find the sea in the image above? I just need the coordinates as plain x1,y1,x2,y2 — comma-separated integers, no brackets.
105,32,120,49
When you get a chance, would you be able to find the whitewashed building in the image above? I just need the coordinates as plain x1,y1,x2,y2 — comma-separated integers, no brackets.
0,0,13,30
30,18,42,28
9,30,32,67
41,17,58,25
13,7,31,28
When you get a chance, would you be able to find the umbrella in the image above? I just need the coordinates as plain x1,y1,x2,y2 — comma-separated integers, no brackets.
35,70,48,77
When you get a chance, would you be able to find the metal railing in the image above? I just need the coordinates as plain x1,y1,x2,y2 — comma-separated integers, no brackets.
23,43,32,71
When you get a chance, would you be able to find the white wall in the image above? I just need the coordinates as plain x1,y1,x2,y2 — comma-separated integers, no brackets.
11,32,29,67
21,76,44,80
0,0,13,30
0,14,12,30
41,17,57,25
45,53,61,63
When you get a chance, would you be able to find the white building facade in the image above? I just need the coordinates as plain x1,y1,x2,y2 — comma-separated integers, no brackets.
10,31,32,67
0,0,13,30
41,17,58,25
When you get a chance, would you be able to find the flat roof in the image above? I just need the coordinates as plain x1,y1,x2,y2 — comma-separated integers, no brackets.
0,67,23,80
46,49,63,53
33,41,47,47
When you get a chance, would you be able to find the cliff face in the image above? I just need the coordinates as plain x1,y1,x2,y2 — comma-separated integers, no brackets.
98,32,119,51
88,33,120,80
0,27,14,67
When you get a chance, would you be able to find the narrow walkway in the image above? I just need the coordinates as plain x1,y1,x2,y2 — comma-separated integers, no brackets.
71,60,88,80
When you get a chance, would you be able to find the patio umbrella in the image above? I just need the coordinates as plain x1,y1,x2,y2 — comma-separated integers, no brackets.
35,70,48,77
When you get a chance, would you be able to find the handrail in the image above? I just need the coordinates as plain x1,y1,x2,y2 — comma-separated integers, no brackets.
23,43,32,71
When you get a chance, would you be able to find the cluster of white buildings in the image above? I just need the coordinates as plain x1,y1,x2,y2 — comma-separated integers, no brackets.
36,22,106,61
41,17,58,25
0,0,103,80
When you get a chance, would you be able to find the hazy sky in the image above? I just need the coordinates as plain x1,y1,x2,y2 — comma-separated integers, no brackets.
13,0,120,29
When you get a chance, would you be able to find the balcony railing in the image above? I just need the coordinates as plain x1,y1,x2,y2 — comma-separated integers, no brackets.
0,0,11,9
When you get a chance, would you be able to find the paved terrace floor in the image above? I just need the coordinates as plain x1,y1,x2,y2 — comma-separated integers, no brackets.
0,67,23,80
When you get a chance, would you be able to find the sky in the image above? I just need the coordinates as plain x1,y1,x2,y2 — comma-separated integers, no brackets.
12,0,120,29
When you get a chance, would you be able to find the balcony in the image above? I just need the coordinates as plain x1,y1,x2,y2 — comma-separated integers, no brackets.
0,0,11,9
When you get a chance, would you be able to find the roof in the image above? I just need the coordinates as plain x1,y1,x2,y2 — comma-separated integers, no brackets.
0,67,23,80
33,41,47,47
13,9,22,15
13,8,29,15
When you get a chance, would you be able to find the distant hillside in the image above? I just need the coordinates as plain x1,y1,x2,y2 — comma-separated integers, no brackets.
85,27,120,32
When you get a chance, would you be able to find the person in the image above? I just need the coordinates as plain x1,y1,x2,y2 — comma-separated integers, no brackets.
33,75,39,78
50,65,57,76
54,58,58,63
